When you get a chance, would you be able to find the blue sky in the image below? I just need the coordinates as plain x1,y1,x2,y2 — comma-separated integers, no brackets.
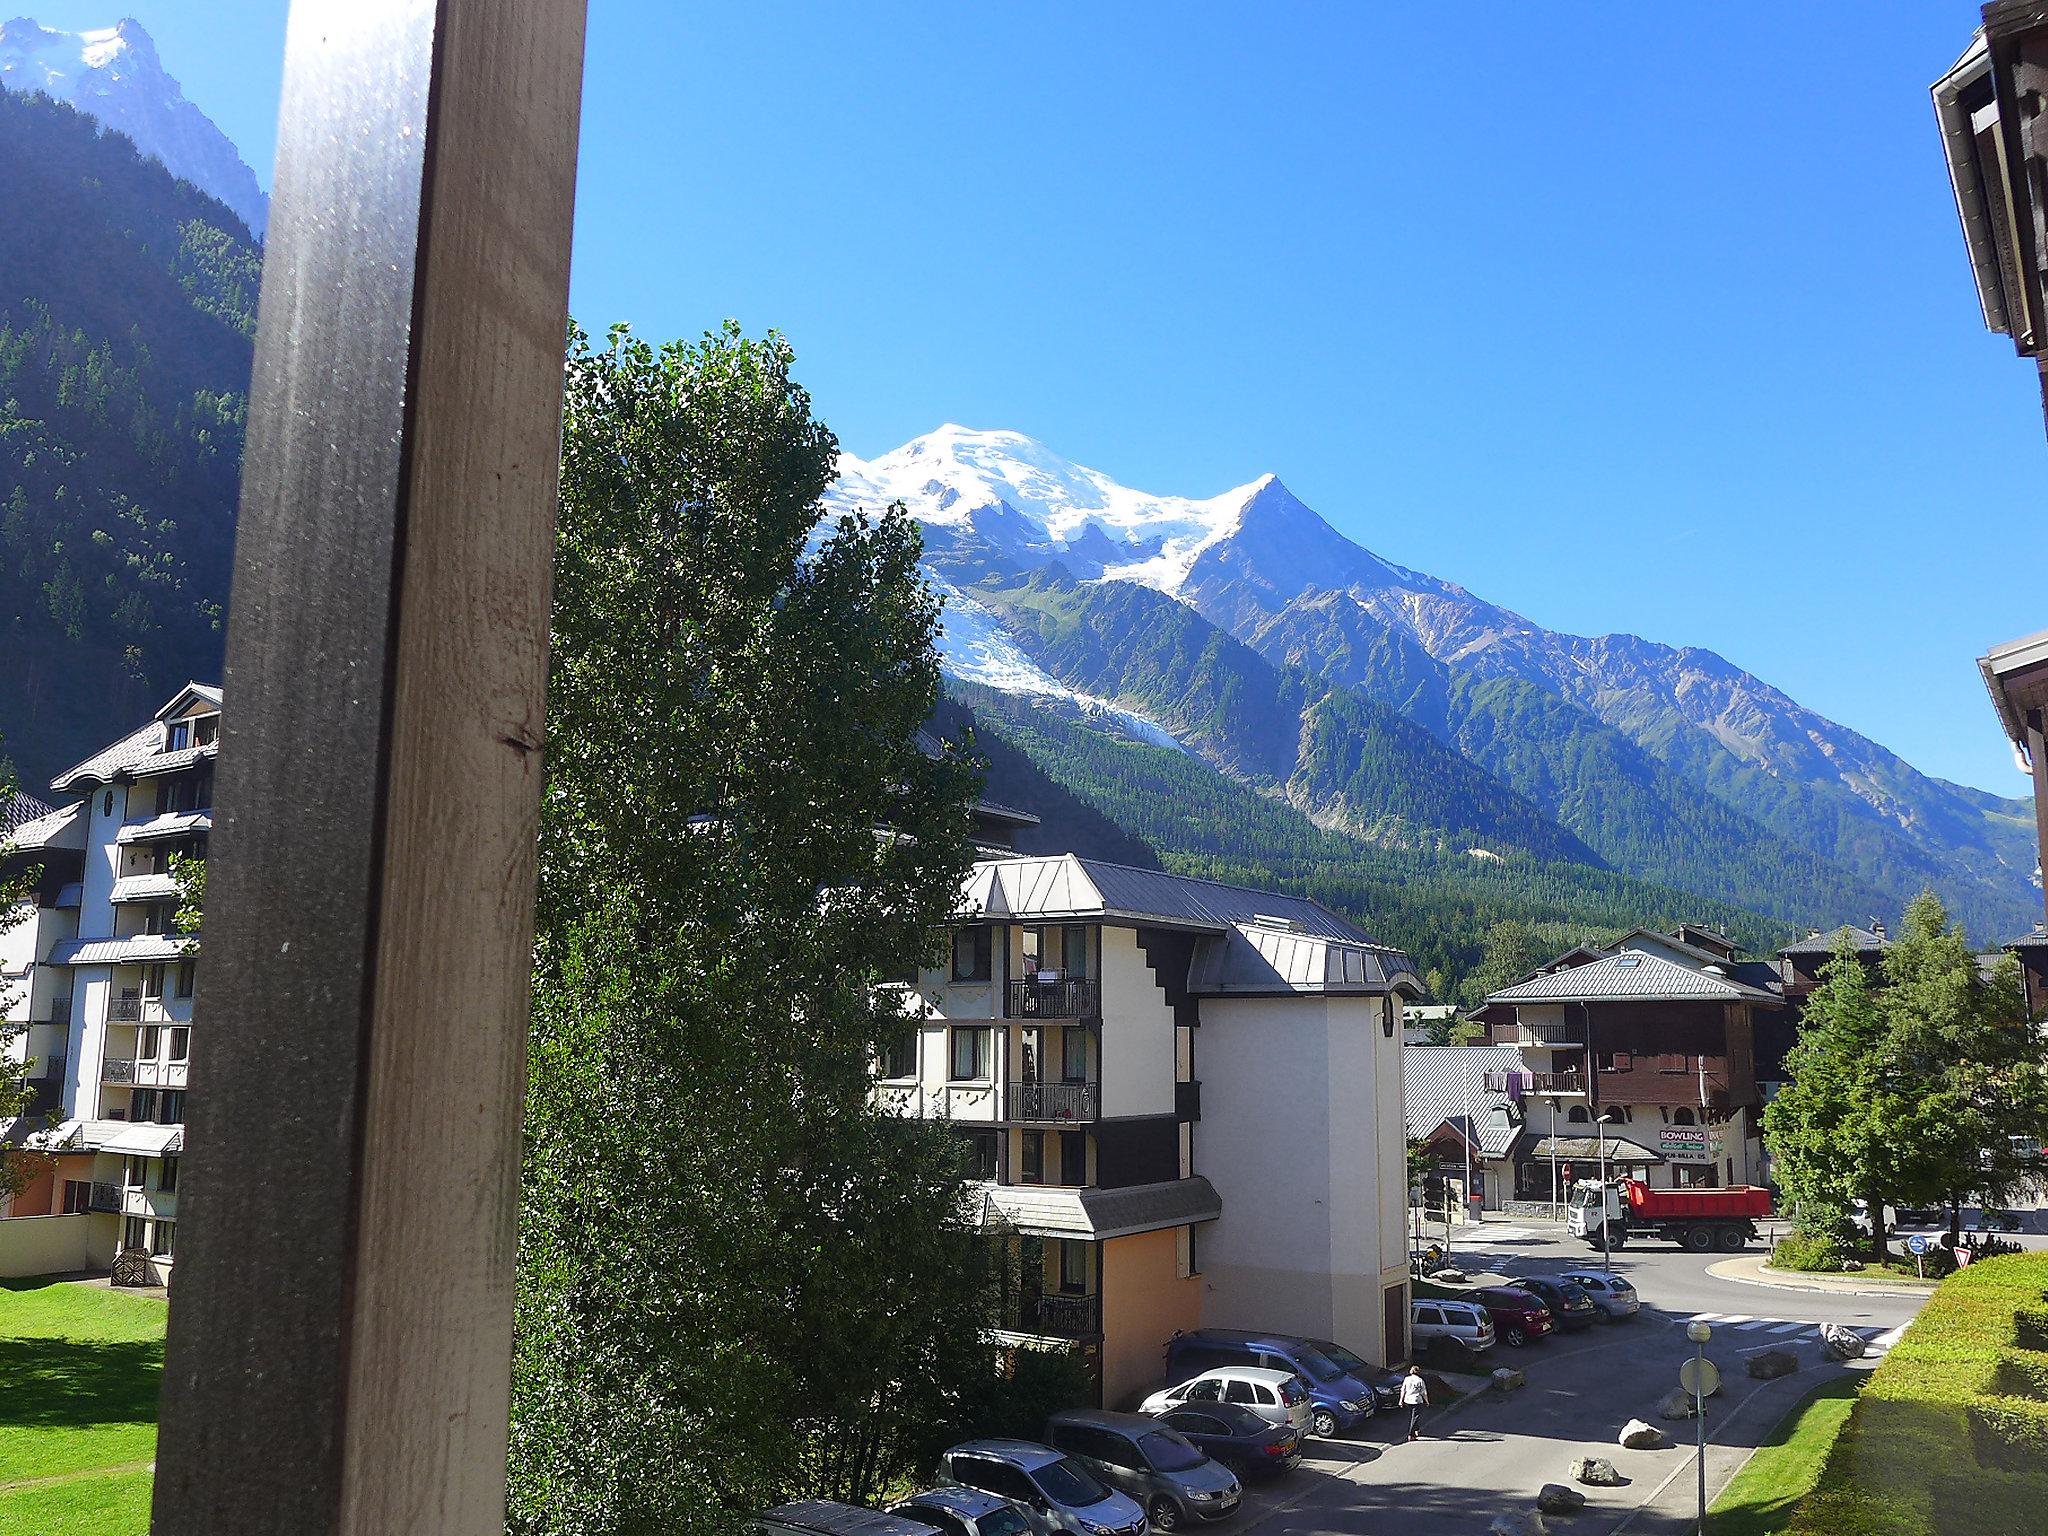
32,3,2046,794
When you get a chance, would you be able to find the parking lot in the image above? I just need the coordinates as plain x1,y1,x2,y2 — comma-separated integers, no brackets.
1186,1221,1929,1536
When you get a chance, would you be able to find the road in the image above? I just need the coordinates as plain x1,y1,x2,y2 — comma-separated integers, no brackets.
1226,1220,1927,1536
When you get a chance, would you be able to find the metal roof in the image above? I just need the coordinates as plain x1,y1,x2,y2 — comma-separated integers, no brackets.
1776,925,1889,957
1979,628,2048,764
50,682,221,792
2007,925,2048,951
976,1175,1222,1239
1486,950,1777,1006
3,791,57,837
109,874,181,905
1527,1135,1662,1164
115,811,213,845
49,935,193,967
961,854,1419,997
3,799,85,853
1401,1046,1525,1156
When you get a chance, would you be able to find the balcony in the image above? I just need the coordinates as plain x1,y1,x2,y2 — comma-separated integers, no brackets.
1004,976,1100,1020
1487,1068,1586,1097
102,1057,137,1084
1518,1023,1584,1048
88,1182,122,1213
1007,1292,1101,1338
1005,1081,1098,1123
44,998,71,1024
108,997,143,1023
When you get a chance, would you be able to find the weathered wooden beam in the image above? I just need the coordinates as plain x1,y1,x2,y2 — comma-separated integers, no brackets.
152,2,585,1531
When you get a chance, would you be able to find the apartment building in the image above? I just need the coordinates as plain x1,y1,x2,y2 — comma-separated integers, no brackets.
1470,926,1778,1198
882,853,1419,1408
0,684,216,1282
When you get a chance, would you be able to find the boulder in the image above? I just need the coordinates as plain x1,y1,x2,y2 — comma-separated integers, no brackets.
1658,1388,1701,1421
1492,1366,1527,1393
1618,1419,1665,1449
1488,1513,1547,1536
1431,1267,1469,1284
1748,1349,1799,1380
1421,1371,1459,1401
1572,1455,1626,1486
1537,1483,1587,1516
1821,1323,1867,1361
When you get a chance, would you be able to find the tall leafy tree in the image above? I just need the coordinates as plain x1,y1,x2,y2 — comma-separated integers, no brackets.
1459,919,1552,1006
507,324,991,1536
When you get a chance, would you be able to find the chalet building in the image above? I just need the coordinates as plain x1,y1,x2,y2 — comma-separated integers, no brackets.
1471,926,1778,1196
1402,1044,1526,1214
0,685,215,1282
882,853,1420,1407
2007,924,2048,1019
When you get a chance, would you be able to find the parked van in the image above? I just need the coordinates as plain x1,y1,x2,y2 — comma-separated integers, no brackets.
1164,1330,1375,1437
1407,1298,1495,1353
936,1440,1148,1536
1044,1410,1241,1530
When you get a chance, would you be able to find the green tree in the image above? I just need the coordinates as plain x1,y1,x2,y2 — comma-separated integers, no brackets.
507,324,992,1536
1458,919,1551,1006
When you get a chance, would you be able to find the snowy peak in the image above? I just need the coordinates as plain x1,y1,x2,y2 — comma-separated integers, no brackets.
1,16,267,235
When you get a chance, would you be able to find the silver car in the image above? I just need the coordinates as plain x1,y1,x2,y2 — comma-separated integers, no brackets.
1557,1270,1641,1321
1408,1298,1495,1351
937,1440,1147,1536
891,1487,1039,1536
1045,1410,1241,1532
1137,1366,1312,1435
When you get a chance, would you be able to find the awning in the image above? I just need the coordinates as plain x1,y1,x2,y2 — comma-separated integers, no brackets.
97,1123,186,1156
977,1176,1222,1239
1527,1135,1663,1164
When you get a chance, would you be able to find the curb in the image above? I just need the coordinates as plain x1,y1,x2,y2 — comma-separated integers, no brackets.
1707,1257,1937,1300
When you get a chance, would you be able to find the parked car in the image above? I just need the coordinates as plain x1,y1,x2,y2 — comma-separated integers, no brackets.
1408,1298,1495,1353
1556,1270,1641,1321
936,1441,1148,1536
1044,1410,1241,1530
757,1504,945,1536
1472,1286,1553,1346
1138,1367,1311,1436
1164,1329,1375,1436
1511,1275,1599,1333
1154,1402,1303,1478
891,1487,1039,1536
1299,1337,1403,1412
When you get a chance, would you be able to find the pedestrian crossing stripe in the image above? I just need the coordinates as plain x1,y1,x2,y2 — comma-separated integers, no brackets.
1682,1311,1884,1340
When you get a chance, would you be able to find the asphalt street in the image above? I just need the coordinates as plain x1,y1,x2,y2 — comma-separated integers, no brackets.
1219,1220,1929,1536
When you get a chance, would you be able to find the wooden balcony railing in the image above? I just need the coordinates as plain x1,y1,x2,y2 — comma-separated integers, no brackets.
1006,1081,1098,1122
1004,976,1100,1019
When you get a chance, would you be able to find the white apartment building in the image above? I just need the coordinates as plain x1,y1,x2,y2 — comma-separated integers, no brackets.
0,683,216,1283
882,852,1419,1408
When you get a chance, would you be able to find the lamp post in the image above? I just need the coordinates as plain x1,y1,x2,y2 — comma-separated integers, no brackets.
1687,1319,1712,1534
1596,1107,1623,1274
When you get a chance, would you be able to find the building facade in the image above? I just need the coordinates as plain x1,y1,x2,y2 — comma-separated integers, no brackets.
881,853,1418,1408
0,684,215,1282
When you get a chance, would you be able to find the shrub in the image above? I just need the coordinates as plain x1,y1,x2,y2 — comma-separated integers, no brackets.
1773,1232,1852,1272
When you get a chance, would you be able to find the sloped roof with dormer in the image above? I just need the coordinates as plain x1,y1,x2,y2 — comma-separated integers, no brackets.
50,683,221,793
1777,925,1889,958
1486,949,1777,1005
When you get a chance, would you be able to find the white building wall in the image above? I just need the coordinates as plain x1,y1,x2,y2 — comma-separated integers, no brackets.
1097,925,1174,1119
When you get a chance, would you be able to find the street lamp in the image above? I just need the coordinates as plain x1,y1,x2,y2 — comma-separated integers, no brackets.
1687,1320,1713,1535
1596,1108,1623,1273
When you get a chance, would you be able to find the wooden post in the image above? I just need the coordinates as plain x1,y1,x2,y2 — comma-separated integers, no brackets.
152,2,585,1532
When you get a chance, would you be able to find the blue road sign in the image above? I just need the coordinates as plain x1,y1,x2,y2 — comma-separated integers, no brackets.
1907,1234,1928,1255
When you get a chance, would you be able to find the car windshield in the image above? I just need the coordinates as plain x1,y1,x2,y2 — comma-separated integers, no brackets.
1293,1347,1345,1382
1035,1458,1112,1506
980,1510,1032,1536
1139,1430,1206,1472
1313,1342,1369,1375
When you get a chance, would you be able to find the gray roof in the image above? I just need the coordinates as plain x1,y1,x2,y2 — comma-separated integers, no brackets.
49,934,193,967
963,854,1419,997
51,682,221,792
3,798,85,853
977,1175,1221,1239
1486,950,1777,1006
1527,1135,1662,1164
2008,927,2048,951
1777,926,1889,957
1402,1045,1525,1156
3,791,57,837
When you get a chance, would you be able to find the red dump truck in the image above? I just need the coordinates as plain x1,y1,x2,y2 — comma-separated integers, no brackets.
1566,1178,1770,1252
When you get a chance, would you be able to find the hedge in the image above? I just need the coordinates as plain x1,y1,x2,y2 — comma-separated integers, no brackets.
1783,1253,2048,1536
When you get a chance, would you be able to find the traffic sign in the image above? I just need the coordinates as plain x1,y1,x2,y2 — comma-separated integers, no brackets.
1907,1234,1929,1255
1679,1357,1720,1398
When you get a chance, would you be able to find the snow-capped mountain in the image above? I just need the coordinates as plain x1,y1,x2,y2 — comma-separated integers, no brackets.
1,16,266,235
829,426,2041,939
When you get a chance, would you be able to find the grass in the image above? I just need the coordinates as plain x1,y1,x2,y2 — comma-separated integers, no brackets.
1707,1375,1861,1536
0,1277,165,1533
1781,1252,2048,1536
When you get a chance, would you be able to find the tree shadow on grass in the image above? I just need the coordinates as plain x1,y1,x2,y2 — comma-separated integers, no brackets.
0,1336,164,1431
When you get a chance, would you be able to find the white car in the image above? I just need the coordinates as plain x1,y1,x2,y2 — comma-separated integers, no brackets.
1557,1270,1641,1321
1138,1367,1312,1435
1408,1299,1495,1352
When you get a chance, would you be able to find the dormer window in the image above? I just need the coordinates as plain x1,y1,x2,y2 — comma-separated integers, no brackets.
168,721,191,752
194,715,219,746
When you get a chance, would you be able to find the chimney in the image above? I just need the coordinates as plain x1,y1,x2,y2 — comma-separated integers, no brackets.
1873,920,1887,942
1807,928,1821,939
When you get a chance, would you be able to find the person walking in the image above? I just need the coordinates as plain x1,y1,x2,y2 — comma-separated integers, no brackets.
1400,1364,1430,1441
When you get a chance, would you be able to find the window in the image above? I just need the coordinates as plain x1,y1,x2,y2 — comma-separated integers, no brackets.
140,1026,161,1060
951,926,992,982
1063,924,1089,978
1061,1028,1088,1083
151,1220,176,1258
63,1180,91,1214
126,1156,148,1188
124,1215,148,1250
1566,1105,1589,1124
955,1128,998,1181
143,903,172,935
1224,1379,1257,1405
168,720,191,751
194,715,218,746
880,1026,918,1080
161,1156,180,1193
1021,1131,1044,1184
175,962,195,999
1184,1378,1222,1403
160,1090,186,1124
1058,1130,1086,1185
1672,1107,1696,1126
169,1028,190,1062
143,965,167,1001
130,1088,159,1121
1058,1239,1087,1294
1596,1050,1631,1072
948,1027,988,1081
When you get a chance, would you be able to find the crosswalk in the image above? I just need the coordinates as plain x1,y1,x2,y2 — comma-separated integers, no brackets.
1677,1312,1906,1352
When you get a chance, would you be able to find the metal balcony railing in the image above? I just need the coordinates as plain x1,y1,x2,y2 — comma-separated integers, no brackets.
89,1182,122,1213
1005,1081,1098,1122
1012,1292,1101,1338
1004,976,1100,1019
102,1057,137,1084
1528,1070,1586,1095
108,997,143,1023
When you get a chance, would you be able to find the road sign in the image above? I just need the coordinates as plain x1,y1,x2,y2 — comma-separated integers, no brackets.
1679,1357,1720,1398
1907,1234,1929,1255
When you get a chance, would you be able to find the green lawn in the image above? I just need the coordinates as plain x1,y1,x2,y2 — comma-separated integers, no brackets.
1708,1375,1862,1536
0,1277,165,1532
